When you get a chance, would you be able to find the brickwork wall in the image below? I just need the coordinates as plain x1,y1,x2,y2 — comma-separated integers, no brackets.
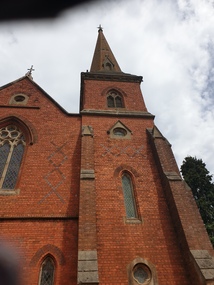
82,79,147,112
78,128,97,250
0,220,78,285
149,132,214,284
151,133,213,250
82,114,190,285
0,78,81,216
0,74,212,285
0,77,81,285
81,78,192,284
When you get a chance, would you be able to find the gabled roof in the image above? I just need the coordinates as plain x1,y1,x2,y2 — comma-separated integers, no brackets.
90,26,122,73
0,75,78,116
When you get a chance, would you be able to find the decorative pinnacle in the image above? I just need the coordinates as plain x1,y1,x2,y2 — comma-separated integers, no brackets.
97,24,103,32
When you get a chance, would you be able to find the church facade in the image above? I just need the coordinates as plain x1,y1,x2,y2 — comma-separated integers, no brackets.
0,28,213,285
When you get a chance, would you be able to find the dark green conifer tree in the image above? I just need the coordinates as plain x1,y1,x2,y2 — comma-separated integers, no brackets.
180,156,214,246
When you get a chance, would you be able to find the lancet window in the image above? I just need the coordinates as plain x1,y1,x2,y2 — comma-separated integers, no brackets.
122,173,137,218
39,257,55,285
0,125,25,189
107,90,124,108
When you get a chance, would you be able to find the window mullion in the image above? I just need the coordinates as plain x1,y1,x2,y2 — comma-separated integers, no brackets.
113,96,116,107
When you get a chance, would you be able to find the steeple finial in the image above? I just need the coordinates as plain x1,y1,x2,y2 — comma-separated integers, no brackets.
97,24,103,32
25,65,35,79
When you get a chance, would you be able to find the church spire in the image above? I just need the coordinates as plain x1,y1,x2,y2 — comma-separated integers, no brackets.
90,26,122,73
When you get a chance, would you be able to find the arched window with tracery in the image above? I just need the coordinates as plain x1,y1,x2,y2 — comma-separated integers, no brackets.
39,257,55,285
0,125,25,189
121,173,137,218
107,90,124,108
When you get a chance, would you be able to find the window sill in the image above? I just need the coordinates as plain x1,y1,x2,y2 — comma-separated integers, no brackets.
0,189,20,195
124,217,142,224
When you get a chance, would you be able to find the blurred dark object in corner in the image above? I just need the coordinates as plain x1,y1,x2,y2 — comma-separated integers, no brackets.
0,241,20,285
0,0,94,21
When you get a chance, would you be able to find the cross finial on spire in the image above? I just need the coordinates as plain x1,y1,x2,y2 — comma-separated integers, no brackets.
97,24,103,32
27,65,35,75
25,65,35,79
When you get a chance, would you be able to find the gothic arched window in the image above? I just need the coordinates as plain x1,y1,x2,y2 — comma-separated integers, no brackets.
0,125,25,189
107,95,114,107
39,257,55,285
107,90,124,108
122,173,137,218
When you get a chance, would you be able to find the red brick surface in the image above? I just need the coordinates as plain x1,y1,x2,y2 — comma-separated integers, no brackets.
0,75,212,285
0,220,78,285
81,78,190,284
0,78,81,217
78,130,97,250
82,79,147,112
0,77,80,285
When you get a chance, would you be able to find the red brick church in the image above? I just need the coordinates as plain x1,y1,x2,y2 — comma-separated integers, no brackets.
0,27,213,285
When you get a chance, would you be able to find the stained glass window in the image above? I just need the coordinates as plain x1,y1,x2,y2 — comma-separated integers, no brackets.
107,90,124,108
133,264,151,284
0,125,25,189
113,128,127,137
39,257,55,285
122,174,137,218
115,96,123,107
107,96,114,107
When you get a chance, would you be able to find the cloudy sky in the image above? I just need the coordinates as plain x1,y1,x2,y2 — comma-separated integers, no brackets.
0,0,214,175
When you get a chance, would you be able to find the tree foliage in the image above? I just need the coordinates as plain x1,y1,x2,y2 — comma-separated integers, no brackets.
180,156,214,246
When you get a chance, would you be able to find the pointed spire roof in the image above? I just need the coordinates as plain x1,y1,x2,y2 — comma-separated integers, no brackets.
90,26,122,73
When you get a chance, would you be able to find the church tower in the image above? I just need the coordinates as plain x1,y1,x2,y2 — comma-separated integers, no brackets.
0,27,213,285
78,27,214,285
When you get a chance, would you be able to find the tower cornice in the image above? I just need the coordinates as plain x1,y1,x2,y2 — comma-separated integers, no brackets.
81,72,143,83
80,109,154,118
